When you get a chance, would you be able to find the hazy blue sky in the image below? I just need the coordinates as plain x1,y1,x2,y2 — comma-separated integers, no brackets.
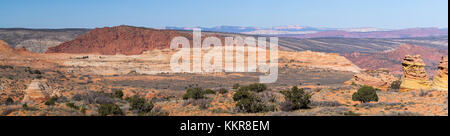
0,0,448,29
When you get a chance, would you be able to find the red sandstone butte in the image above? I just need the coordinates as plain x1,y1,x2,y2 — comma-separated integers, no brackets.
46,25,201,55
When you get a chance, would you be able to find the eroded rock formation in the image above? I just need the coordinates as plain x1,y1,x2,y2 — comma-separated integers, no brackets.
346,69,398,91
22,79,51,103
431,57,448,91
344,44,447,75
399,55,431,92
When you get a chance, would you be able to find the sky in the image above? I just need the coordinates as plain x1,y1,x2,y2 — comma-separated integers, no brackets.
0,0,448,29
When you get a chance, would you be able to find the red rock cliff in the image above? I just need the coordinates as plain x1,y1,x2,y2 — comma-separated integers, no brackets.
46,25,197,55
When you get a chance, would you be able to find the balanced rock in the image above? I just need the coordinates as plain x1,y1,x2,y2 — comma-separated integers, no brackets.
399,55,431,92
431,57,448,91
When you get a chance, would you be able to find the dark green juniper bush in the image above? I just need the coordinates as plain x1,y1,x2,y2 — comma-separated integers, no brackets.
233,84,272,113
233,90,268,113
45,97,58,106
390,80,402,90
98,103,123,116
183,87,206,100
205,89,215,95
66,102,80,110
352,85,379,103
112,89,124,99
217,88,228,94
232,83,240,89
5,97,14,105
280,86,312,111
238,83,267,92
126,96,154,115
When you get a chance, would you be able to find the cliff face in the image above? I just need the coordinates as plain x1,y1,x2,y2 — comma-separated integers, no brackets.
431,57,448,91
399,55,431,92
46,26,196,55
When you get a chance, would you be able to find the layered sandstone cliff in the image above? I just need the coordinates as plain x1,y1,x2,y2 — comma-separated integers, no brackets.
399,55,431,92
431,57,448,91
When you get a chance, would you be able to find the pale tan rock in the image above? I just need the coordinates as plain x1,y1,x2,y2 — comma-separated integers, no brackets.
22,79,50,103
347,69,398,91
431,57,448,91
279,50,361,73
50,89,63,97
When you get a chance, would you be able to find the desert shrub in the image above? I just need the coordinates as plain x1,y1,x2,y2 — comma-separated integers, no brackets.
310,101,342,107
45,97,58,106
112,89,124,99
5,97,14,105
232,83,240,89
56,96,68,103
280,101,294,111
235,96,268,113
258,91,274,103
27,69,42,75
94,94,115,104
126,96,154,114
80,106,87,114
352,86,379,103
72,94,83,101
187,99,211,109
384,111,422,116
390,80,402,90
74,91,115,104
35,74,43,79
419,90,432,97
280,86,311,111
246,83,267,92
217,88,228,94
183,88,205,100
343,111,360,116
211,108,232,114
66,102,80,110
233,90,269,113
233,90,251,101
21,103,37,111
205,89,215,95
98,103,123,116
0,65,13,69
149,106,169,116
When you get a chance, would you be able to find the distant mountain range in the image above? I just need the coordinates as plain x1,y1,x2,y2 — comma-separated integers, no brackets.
164,25,448,38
